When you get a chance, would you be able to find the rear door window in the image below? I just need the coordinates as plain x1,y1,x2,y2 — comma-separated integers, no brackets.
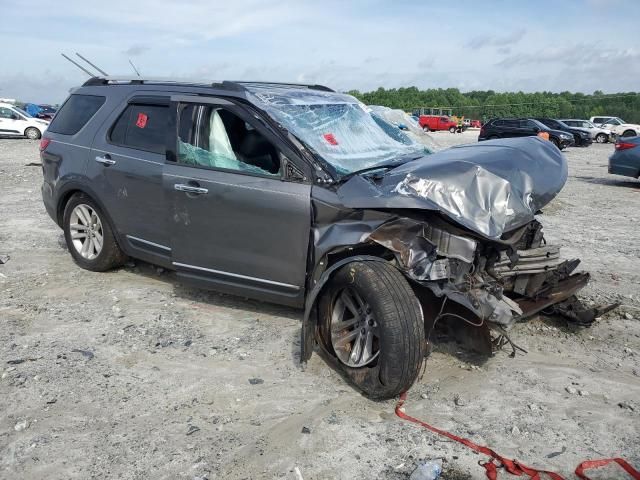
47,94,105,135
109,104,168,155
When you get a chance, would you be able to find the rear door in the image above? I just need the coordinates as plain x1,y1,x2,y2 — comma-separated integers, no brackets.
164,96,312,307
518,119,541,137
87,95,171,264
500,119,521,137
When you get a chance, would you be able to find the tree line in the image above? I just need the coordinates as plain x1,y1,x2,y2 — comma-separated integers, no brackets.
346,87,640,123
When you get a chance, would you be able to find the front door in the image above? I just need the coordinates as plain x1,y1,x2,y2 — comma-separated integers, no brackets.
0,107,23,136
164,96,312,307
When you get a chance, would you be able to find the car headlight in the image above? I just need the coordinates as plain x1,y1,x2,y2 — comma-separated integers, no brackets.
561,133,572,139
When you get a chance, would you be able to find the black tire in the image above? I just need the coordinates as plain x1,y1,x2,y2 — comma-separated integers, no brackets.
24,127,41,140
422,125,430,132
449,126,456,133
550,137,560,149
595,133,607,143
63,193,126,272
622,130,637,138
318,261,425,399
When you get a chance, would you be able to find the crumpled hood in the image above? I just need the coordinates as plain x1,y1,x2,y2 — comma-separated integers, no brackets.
336,137,567,239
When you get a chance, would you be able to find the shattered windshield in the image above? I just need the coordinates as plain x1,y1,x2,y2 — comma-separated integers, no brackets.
246,87,426,175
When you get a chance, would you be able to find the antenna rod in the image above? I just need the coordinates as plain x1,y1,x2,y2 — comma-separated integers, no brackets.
61,53,94,76
128,59,141,77
75,52,109,76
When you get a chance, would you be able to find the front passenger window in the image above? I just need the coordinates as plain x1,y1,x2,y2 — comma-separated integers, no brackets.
177,104,280,177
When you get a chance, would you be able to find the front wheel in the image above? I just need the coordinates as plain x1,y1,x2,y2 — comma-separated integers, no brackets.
449,126,456,133
422,125,430,132
63,193,127,272
550,137,560,149
319,261,426,399
24,127,41,140
595,133,607,143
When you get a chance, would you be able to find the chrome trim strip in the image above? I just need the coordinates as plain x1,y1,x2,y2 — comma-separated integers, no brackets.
93,149,163,165
126,235,171,251
172,261,300,290
48,141,164,165
164,173,306,199
50,140,92,150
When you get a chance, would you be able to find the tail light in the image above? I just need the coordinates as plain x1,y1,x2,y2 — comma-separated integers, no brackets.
39,138,51,151
615,141,637,151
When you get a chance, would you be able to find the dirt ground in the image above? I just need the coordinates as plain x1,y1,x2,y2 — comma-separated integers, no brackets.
1,131,639,480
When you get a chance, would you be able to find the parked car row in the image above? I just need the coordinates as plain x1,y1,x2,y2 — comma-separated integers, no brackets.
478,118,576,149
476,116,637,149
590,116,640,138
560,119,611,143
0,102,50,139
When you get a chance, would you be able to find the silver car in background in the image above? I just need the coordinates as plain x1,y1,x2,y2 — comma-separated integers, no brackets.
560,119,611,143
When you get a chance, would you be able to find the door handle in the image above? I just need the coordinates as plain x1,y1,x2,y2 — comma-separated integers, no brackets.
95,154,116,166
174,184,208,195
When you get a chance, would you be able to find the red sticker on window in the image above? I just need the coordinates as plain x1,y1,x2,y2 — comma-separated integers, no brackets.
136,112,148,128
323,133,338,146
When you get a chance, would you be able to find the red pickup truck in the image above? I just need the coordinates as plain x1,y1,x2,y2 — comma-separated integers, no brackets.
418,115,458,133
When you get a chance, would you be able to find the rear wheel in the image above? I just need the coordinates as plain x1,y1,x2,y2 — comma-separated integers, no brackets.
449,126,456,133
63,193,126,272
595,133,607,143
24,127,41,140
422,125,430,132
319,261,426,399
622,130,637,138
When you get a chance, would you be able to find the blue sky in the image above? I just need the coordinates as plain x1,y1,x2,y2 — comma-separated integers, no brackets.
1,0,639,103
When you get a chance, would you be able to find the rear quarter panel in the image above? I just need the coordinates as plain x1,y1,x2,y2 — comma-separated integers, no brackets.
41,87,123,225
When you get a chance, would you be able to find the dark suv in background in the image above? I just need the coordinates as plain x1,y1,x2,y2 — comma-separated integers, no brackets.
478,118,574,149
533,118,592,147
40,77,604,398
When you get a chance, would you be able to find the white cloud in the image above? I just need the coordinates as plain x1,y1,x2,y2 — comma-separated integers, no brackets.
466,29,526,49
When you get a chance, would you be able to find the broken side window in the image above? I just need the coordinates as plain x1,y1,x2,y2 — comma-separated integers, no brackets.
177,104,280,177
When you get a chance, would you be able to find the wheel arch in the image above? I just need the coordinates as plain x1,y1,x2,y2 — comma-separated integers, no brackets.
301,254,390,363
24,126,41,138
56,185,123,250
301,249,437,364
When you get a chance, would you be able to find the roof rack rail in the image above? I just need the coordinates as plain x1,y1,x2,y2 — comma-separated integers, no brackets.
82,76,335,92
224,81,335,92
82,76,224,87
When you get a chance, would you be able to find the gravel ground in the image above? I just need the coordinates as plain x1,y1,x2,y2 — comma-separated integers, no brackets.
1,132,639,479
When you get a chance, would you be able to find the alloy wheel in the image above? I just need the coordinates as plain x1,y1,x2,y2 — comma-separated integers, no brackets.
330,287,380,367
69,204,104,260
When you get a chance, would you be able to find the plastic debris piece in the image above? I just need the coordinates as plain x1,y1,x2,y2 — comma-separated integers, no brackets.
409,459,442,480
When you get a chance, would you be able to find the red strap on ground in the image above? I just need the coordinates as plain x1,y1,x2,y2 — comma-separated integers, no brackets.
395,392,640,480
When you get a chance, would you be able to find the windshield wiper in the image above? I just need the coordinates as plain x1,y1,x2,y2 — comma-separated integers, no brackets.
338,155,424,183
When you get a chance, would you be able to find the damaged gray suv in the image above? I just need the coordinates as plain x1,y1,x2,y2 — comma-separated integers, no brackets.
41,77,612,399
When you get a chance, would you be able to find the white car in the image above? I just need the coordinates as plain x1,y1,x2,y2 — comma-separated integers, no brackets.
589,116,640,138
0,102,49,139
560,119,612,143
